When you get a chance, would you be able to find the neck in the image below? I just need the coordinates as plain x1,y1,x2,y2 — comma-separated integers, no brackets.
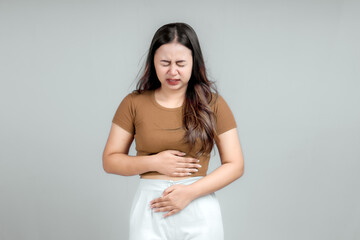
155,87,187,107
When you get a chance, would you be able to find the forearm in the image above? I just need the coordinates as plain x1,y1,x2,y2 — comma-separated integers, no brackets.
103,153,156,176
189,161,244,199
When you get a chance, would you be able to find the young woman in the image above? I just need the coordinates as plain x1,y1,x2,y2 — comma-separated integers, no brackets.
103,22,244,240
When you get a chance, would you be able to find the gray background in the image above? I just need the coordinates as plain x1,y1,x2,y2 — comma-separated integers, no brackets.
1,0,359,239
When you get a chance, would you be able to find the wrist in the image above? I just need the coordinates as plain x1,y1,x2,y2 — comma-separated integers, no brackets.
146,154,158,172
186,183,200,200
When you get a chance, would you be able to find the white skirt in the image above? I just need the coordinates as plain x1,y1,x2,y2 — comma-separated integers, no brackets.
129,177,224,240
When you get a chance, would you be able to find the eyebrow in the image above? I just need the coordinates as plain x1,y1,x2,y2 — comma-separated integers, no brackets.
160,60,186,63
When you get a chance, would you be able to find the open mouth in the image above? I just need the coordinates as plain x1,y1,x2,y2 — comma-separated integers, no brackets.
166,79,180,85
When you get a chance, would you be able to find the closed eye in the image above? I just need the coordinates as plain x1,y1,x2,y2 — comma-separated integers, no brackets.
176,60,186,66
160,60,186,67
160,60,170,65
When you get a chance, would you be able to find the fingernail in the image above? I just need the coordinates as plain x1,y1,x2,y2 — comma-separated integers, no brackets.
198,165,202,168
188,172,192,175
194,169,198,172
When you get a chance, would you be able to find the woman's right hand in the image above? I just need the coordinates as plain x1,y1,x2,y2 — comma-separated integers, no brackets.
153,150,201,177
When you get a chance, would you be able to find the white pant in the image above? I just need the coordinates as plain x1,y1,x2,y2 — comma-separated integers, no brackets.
129,177,224,240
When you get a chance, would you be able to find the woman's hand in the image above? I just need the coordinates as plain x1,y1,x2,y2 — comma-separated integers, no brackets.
153,150,201,177
150,184,195,218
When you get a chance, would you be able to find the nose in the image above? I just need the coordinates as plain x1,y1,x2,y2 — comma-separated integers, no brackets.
168,65,178,76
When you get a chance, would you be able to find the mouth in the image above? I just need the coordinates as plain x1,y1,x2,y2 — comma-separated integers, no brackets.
166,79,181,85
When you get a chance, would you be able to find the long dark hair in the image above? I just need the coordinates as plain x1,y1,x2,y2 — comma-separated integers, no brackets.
136,22,218,157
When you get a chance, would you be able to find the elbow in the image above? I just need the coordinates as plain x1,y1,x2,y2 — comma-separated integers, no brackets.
223,158,244,180
238,166,244,178
102,156,112,174
235,159,244,179
103,165,112,174
233,165,243,180
102,154,133,176
102,153,117,174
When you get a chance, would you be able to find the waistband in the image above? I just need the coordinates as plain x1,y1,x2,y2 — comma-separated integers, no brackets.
138,177,203,191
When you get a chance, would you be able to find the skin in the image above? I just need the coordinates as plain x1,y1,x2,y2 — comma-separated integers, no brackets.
153,41,193,108
102,41,244,218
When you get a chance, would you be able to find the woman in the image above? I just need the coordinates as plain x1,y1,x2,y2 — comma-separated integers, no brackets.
103,22,244,240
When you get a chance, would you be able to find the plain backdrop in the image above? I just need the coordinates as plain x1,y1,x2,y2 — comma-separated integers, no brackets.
1,0,359,239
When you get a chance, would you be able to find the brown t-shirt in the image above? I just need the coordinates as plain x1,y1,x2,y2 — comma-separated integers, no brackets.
112,90,237,177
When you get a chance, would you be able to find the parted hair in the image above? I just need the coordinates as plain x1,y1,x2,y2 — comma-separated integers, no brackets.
135,22,218,157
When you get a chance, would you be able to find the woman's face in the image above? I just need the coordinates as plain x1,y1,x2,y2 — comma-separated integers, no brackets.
154,42,193,92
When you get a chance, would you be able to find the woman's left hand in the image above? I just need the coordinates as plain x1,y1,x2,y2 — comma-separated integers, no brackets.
150,184,195,218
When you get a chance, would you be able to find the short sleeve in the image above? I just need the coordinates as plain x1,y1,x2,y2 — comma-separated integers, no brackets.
112,93,135,134
214,95,237,135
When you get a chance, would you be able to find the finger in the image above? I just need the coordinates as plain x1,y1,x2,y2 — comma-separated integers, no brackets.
170,172,193,177
170,150,186,156
151,201,171,209
164,209,178,218
177,162,202,169
175,167,193,173
154,206,173,213
150,197,166,205
174,167,199,174
177,157,200,163
151,194,173,203
150,198,160,204
162,186,175,196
